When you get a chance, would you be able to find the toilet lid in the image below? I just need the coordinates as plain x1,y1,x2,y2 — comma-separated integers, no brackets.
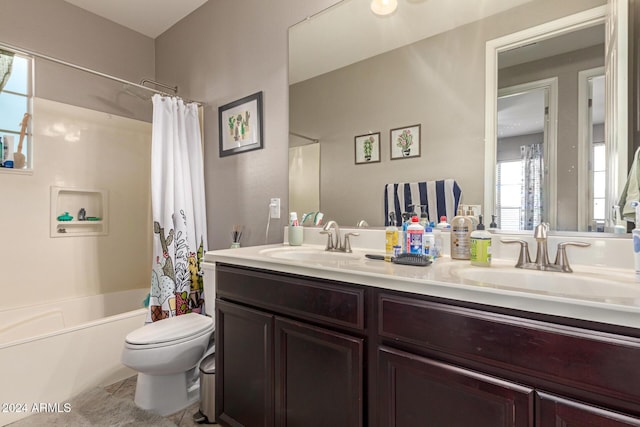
126,313,214,345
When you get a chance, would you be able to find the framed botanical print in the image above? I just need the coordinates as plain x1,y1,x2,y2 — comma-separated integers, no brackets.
219,91,263,157
390,124,421,160
354,132,381,164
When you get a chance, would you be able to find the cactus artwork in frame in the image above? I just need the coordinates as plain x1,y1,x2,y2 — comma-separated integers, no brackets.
390,124,421,159
219,91,263,157
354,132,381,164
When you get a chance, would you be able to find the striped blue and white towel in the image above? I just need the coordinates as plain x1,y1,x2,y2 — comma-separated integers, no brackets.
384,179,462,225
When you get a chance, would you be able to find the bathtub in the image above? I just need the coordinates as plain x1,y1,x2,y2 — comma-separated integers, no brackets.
0,288,148,426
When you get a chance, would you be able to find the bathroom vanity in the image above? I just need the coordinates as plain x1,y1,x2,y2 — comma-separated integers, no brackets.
204,237,640,427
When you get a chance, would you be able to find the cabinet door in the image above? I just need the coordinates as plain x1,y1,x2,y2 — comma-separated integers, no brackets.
536,391,640,427
216,299,274,427
378,346,534,427
275,317,364,427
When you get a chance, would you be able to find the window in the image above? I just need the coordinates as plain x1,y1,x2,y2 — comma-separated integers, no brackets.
0,49,32,170
496,160,523,231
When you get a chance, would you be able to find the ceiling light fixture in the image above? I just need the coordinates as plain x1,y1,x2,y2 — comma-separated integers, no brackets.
370,0,398,16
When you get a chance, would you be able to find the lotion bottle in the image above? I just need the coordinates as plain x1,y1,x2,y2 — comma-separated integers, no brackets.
385,216,399,261
450,208,472,260
632,202,640,280
423,225,435,259
470,215,492,267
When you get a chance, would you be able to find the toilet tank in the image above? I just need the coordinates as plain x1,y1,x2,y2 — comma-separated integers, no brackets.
202,260,216,317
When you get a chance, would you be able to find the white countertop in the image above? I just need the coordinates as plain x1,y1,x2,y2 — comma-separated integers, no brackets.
204,241,640,330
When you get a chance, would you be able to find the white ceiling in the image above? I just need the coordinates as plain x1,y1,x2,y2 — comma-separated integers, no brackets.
63,0,208,38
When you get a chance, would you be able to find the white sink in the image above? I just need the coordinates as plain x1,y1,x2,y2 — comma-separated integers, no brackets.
258,246,361,262
452,266,639,300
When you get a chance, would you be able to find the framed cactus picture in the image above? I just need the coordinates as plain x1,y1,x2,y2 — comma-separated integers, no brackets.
390,124,421,160
219,91,263,157
354,132,381,164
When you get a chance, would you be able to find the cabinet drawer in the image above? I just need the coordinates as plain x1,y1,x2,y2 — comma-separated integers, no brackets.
216,264,365,331
378,346,533,427
378,293,640,413
536,391,640,426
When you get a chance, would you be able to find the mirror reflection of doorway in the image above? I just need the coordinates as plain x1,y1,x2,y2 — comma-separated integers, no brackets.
496,79,556,231
289,141,320,219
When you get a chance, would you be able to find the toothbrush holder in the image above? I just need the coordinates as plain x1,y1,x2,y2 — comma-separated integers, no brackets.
288,225,303,246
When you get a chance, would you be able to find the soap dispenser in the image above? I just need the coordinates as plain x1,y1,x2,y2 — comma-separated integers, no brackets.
450,208,472,260
470,215,492,267
385,213,399,261
489,214,498,230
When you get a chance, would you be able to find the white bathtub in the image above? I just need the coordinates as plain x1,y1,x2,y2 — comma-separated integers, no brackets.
0,288,148,426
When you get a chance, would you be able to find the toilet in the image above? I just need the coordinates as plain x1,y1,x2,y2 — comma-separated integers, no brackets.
121,265,217,416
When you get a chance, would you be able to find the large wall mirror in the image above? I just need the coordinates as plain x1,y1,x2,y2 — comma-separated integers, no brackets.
289,0,631,234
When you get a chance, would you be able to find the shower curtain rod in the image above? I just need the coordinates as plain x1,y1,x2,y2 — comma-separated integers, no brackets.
141,79,178,94
289,132,319,143
0,41,206,106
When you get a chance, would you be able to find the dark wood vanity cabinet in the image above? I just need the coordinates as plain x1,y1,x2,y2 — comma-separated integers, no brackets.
215,264,366,427
214,263,640,427
377,293,640,427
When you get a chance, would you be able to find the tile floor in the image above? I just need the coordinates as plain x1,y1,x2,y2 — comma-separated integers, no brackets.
104,376,220,427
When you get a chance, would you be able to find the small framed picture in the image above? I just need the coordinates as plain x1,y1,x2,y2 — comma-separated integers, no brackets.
218,91,263,157
354,132,381,164
390,124,421,160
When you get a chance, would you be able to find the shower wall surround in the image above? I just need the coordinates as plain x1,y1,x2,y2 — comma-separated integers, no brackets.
0,98,152,311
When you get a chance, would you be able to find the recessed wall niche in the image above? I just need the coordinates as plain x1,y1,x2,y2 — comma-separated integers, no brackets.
50,186,108,237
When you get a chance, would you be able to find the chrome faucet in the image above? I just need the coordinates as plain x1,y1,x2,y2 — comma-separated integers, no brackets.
501,223,590,273
320,220,359,252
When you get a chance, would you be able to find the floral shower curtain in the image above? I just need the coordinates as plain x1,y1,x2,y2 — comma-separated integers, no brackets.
520,144,544,231
147,94,208,322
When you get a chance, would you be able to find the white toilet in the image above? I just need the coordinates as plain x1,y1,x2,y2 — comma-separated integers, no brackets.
121,265,216,416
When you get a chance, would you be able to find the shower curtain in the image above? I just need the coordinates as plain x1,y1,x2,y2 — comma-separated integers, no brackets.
147,94,208,322
520,144,543,231
0,49,14,91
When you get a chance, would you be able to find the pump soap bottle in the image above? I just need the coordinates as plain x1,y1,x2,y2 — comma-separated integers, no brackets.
450,208,472,260
385,214,399,261
470,215,492,267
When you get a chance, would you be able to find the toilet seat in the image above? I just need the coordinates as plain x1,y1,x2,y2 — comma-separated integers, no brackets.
125,313,214,350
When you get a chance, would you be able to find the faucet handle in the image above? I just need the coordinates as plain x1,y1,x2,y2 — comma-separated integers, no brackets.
553,241,590,273
500,239,532,268
319,230,334,250
343,232,359,253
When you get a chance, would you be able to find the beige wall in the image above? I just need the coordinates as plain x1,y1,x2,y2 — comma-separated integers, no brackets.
155,0,338,249
290,0,605,227
0,1,154,307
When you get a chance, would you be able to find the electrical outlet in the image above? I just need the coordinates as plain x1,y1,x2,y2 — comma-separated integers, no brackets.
270,198,281,219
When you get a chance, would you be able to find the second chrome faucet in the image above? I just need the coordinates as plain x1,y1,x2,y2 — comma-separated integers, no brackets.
501,223,590,273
